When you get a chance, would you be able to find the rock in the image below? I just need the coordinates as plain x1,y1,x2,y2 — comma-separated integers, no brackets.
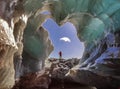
66,68,120,89
49,77,97,89
46,58,80,79
13,70,51,89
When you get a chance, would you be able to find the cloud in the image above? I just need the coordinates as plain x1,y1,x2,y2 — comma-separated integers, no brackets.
60,37,71,42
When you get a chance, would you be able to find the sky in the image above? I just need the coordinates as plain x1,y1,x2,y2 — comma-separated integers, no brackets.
42,18,84,59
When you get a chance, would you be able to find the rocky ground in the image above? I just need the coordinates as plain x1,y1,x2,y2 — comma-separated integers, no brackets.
12,58,96,89
12,56,120,89
12,71,96,89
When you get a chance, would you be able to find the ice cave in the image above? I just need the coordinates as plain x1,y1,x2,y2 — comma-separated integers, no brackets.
0,0,120,89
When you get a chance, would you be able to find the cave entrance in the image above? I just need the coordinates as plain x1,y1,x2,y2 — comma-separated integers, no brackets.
42,18,84,59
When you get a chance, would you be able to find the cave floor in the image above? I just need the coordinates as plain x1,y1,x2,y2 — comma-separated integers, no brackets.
49,78,96,89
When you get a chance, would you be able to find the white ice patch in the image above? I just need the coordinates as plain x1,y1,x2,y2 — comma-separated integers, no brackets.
0,19,17,48
20,14,28,24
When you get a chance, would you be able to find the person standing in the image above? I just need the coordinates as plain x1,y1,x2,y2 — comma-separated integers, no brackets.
59,51,62,60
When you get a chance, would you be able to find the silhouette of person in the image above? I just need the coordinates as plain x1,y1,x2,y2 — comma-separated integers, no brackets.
59,51,62,59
